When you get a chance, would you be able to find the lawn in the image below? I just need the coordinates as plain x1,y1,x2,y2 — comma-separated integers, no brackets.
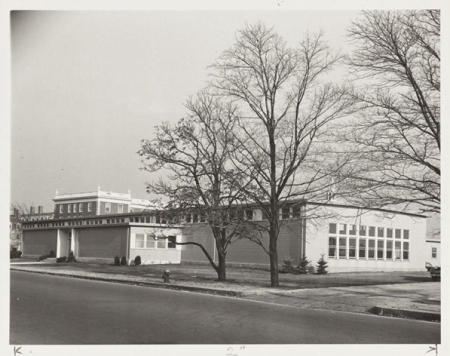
15,261,433,289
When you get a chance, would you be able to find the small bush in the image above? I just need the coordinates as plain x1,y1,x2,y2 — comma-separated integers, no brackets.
38,254,47,261
120,256,127,266
56,256,67,263
10,247,22,259
281,256,295,273
316,254,329,275
296,256,310,274
114,255,120,266
48,250,56,258
67,251,77,263
134,255,141,266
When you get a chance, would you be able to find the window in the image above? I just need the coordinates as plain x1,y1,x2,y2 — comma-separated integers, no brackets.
386,241,393,259
339,237,347,258
329,237,337,258
105,203,111,213
193,214,199,223
118,204,123,214
59,205,63,213
329,223,337,234
140,216,145,223
168,236,177,249
349,225,357,235
377,227,384,238
359,239,367,258
282,207,290,219
360,225,366,236
403,242,409,260
79,203,83,212
200,213,206,222
145,216,150,223
246,210,253,220
68,204,71,213
395,229,401,239
386,228,393,238
292,206,301,218
339,224,347,235
349,238,356,258
377,240,384,259
432,247,437,259
395,241,401,260
146,237,155,249
185,214,191,223
135,234,145,248
403,230,409,239
74,204,77,213
88,202,92,212
156,240,166,249
368,226,375,237
368,240,375,259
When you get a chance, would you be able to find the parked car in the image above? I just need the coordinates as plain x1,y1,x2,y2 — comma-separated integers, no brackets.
425,262,441,281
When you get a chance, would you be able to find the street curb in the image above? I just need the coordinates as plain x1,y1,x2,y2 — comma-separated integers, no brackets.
10,267,244,298
366,306,440,322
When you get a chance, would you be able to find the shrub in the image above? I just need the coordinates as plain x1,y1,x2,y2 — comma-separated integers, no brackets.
134,255,141,266
38,254,47,261
121,256,127,266
296,256,310,274
10,247,22,259
48,250,56,258
316,254,329,274
56,256,67,263
67,251,77,263
281,256,295,273
114,255,120,266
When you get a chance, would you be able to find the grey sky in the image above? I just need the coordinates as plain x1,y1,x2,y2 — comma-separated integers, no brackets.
11,10,357,210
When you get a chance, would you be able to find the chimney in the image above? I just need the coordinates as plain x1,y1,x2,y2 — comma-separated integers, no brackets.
30,206,36,215
38,206,44,214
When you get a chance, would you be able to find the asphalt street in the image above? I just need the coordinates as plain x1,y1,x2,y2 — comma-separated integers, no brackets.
10,270,440,344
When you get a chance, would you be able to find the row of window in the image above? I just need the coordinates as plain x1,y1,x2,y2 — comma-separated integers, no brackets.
329,223,409,239
134,234,177,249
329,237,409,261
58,203,125,214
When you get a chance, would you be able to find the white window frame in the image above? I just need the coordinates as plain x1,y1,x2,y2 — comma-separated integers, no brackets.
88,202,92,212
68,204,71,213
79,203,83,212
59,205,63,213
105,202,111,213
118,204,123,214
74,204,77,213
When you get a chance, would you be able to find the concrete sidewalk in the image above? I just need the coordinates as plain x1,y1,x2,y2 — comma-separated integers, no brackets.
10,264,440,322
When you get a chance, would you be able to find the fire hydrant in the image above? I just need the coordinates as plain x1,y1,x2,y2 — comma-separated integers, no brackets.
162,270,170,283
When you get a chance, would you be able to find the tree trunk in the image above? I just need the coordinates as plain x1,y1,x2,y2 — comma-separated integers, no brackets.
268,218,280,287
217,251,227,281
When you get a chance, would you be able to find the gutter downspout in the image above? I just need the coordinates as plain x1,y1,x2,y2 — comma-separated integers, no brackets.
126,227,130,265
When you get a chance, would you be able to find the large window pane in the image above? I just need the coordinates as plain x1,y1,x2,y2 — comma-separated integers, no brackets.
359,238,366,258
360,225,366,236
168,236,177,249
349,238,356,258
146,237,155,249
395,229,401,239
329,237,336,258
349,225,357,235
377,227,384,238
403,241,409,260
387,228,393,238
386,240,393,259
368,240,375,259
403,230,409,239
329,223,337,234
395,241,401,259
369,226,375,237
377,240,384,259
339,237,347,258
135,234,145,248
156,240,166,249
339,224,346,235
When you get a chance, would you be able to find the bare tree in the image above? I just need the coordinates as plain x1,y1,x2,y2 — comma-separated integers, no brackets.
337,10,440,215
138,92,255,281
209,22,353,287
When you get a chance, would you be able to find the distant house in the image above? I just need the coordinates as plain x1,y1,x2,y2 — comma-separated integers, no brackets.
20,188,440,271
